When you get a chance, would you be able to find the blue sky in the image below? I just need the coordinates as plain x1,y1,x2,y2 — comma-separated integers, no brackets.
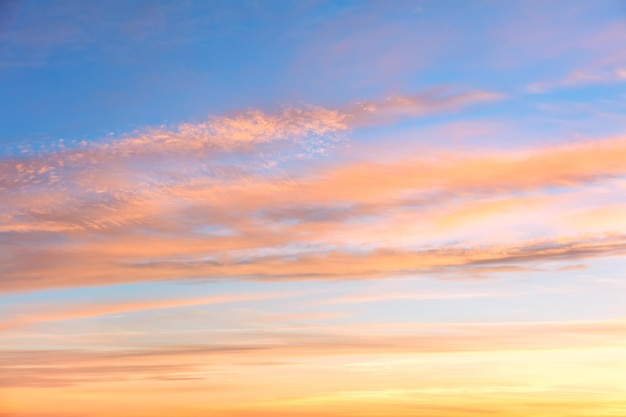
2,0,624,146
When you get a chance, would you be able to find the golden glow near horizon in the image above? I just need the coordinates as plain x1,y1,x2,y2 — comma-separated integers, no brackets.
2,1,626,416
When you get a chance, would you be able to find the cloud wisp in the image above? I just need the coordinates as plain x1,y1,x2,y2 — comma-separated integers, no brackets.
0,290,307,331
3,318,626,387
528,68,626,93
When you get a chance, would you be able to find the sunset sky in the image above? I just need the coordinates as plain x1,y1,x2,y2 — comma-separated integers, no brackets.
2,1,626,416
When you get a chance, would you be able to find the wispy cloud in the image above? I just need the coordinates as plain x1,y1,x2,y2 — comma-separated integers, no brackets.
3,230,626,292
528,67,626,93
0,291,305,331
1,90,520,291
347,89,503,126
322,291,506,304
3,100,626,291
3,318,626,387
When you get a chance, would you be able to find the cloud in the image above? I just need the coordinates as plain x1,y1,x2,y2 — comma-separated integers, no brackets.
1,106,347,191
4,97,626,292
3,318,626,387
528,67,626,93
323,291,504,304
0,87,497,233
2,232,625,292
346,88,503,126
0,106,348,234
0,291,304,331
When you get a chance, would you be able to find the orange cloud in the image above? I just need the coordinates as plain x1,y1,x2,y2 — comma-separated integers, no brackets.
528,67,626,93
3,316,626,416
1,291,304,331
3,318,626,387
3,231,626,292
347,88,503,126
3,98,626,292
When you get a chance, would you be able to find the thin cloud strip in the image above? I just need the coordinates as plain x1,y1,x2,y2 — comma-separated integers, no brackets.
3,233,625,292
0,291,307,331
528,68,626,93
3,318,626,387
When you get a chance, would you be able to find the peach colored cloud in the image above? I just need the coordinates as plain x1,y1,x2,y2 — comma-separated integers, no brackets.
323,291,503,304
1,87,495,196
2,232,625,292
1,89,499,234
0,106,347,194
3,318,626,387
0,291,305,331
3,99,626,292
347,88,503,126
528,67,626,93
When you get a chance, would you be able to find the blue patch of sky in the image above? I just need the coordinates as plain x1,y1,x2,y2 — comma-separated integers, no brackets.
0,275,334,309
2,0,621,154
0,0,359,145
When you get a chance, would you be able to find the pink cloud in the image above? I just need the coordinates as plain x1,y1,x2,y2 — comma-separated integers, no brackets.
528,67,626,93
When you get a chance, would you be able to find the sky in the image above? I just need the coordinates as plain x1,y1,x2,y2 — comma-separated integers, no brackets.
1,0,626,416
